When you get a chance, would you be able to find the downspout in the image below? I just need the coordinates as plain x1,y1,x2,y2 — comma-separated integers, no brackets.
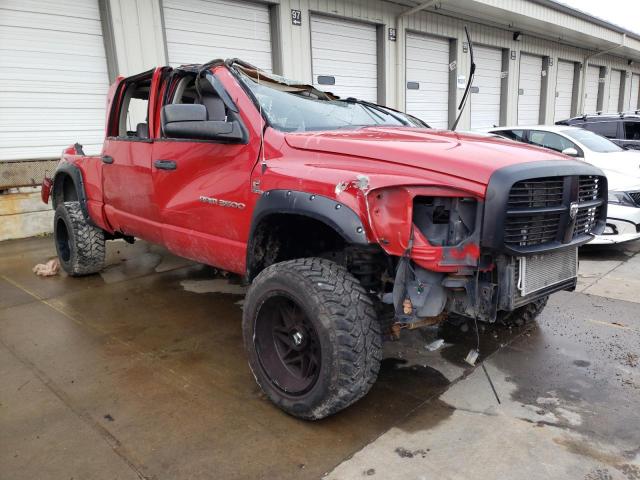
578,33,626,114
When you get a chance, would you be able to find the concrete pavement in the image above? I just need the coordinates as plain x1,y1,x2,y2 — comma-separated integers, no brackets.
1,236,639,479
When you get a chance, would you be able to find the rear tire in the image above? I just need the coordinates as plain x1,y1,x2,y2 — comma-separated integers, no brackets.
243,258,382,420
54,201,105,276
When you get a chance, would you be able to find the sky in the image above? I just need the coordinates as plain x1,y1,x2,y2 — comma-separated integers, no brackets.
557,0,640,35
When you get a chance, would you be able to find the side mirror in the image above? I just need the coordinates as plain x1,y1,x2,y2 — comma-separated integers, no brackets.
562,147,579,157
161,104,244,142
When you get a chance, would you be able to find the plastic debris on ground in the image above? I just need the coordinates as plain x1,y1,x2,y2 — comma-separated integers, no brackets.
425,339,445,352
465,349,479,366
32,258,60,277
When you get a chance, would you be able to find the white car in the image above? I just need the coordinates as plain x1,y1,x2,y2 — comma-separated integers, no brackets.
485,125,640,245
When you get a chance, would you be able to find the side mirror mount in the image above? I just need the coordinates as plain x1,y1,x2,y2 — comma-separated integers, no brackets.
161,104,244,142
562,147,579,157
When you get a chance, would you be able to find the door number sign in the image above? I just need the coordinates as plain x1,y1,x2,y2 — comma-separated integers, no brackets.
291,9,302,25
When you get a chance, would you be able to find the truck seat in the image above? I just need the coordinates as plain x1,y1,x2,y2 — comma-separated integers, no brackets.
200,94,226,121
136,122,149,138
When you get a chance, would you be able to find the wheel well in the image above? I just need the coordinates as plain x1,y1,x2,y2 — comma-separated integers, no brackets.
53,173,78,208
247,214,346,280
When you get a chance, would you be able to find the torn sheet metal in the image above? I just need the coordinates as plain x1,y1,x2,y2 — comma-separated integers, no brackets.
335,174,370,196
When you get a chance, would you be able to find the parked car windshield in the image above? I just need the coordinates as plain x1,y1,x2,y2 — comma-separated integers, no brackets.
562,128,623,153
240,75,405,132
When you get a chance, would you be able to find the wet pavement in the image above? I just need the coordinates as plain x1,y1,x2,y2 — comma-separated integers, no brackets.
1,236,639,479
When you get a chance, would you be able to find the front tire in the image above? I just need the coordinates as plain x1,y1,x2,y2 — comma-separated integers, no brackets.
498,296,549,327
54,201,105,276
243,258,382,420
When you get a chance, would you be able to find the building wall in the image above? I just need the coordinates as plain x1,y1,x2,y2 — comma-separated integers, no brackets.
104,0,640,130
3,0,640,241
103,0,167,77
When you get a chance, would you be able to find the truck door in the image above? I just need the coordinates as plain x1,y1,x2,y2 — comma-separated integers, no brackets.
151,67,262,273
102,68,166,244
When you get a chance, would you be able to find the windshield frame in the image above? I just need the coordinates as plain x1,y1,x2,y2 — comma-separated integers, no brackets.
234,66,414,133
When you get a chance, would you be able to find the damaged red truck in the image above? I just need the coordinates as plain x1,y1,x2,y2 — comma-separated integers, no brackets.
42,59,607,420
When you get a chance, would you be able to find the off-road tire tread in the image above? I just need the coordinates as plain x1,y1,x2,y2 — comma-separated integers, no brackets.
245,257,382,420
57,201,105,276
499,296,548,327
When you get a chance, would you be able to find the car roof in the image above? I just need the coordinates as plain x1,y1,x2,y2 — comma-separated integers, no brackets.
486,125,582,133
564,112,640,121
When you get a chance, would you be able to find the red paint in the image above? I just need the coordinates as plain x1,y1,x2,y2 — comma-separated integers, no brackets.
46,63,577,275
41,177,52,204
448,242,481,260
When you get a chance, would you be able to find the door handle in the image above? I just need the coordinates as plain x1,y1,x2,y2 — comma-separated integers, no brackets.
102,155,114,164
154,160,177,170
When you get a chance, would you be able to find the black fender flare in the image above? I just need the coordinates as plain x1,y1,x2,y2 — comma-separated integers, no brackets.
52,162,92,225
246,189,369,276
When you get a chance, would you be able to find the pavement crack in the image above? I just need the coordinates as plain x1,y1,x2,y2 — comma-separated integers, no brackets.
579,260,626,293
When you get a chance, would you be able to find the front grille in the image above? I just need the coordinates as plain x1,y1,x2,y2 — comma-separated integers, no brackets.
629,191,640,206
578,175,601,202
504,174,605,249
574,176,603,236
505,212,562,246
574,205,601,236
507,177,564,208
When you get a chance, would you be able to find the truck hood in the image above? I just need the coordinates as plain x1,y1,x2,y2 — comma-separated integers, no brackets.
284,127,573,185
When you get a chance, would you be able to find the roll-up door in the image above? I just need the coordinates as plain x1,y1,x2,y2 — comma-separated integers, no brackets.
517,53,543,125
470,45,502,129
554,60,575,122
162,0,273,71
0,0,110,160
608,69,622,113
584,65,601,113
310,15,378,103
629,74,640,111
405,33,450,129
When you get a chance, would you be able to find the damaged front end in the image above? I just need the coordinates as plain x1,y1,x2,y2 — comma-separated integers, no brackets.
367,185,488,332
367,165,607,334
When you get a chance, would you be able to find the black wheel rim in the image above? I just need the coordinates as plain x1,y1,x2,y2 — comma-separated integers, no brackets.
55,217,71,262
254,294,321,396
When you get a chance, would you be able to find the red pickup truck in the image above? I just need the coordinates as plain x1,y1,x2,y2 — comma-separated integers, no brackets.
42,59,606,419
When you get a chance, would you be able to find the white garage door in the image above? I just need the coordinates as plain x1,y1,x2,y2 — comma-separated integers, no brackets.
608,69,622,113
163,0,272,71
405,33,449,129
584,65,601,114
517,53,542,125
311,15,377,103
0,0,109,161
629,73,640,111
470,45,502,129
554,60,574,122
